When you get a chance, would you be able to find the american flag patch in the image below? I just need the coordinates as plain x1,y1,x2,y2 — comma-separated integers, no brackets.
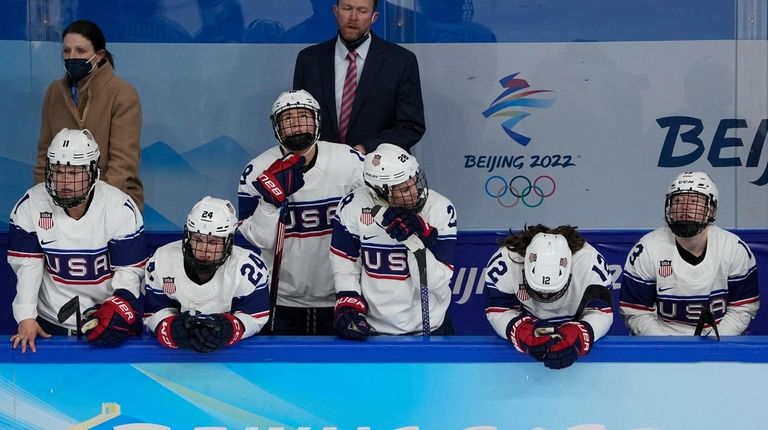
560,257,568,267
372,154,381,166
658,260,673,278
360,208,374,225
516,284,530,301
38,212,54,230
528,253,536,263
162,277,176,294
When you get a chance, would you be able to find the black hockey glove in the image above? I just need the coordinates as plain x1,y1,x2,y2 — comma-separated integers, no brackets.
253,154,305,206
506,315,558,361
334,292,371,341
381,207,438,248
155,312,195,349
83,289,141,347
543,321,594,370
187,313,244,353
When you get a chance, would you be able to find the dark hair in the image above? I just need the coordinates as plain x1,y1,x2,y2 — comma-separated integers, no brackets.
502,224,586,256
63,20,114,67
337,0,378,9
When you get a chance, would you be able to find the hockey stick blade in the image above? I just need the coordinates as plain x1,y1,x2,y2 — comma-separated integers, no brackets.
57,295,84,338
694,308,721,340
57,296,79,324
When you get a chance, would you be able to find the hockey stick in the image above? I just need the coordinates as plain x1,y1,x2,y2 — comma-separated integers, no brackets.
573,284,614,320
58,296,100,339
371,205,430,336
694,308,720,340
264,201,289,333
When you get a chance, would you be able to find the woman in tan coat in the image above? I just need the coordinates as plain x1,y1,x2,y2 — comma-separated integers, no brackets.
34,20,144,211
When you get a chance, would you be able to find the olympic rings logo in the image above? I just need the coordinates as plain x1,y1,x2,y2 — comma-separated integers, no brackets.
484,175,556,208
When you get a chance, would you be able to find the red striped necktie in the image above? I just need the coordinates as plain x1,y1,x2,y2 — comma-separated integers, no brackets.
338,50,359,144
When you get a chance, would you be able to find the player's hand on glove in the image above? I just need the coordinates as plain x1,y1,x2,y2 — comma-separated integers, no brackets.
187,313,244,353
334,292,371,341
11,319,51,354
543,321,594,370
381,207,437,248
253,153,305,206
506,315,558,361
83,290,140,347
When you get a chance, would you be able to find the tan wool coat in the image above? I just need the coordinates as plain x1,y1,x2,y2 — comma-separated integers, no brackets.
34,61,144,211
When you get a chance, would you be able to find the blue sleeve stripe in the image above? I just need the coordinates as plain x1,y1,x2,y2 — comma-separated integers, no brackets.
231,288,270,315
330,219,360,258
728,265,758,282
238,194,260,221
619,274,657,308
430,237,456,266
622,271,656,285
109,231,147,267
144,287,180,313
728,268,760,303
8,223,41,254
486,284,522,309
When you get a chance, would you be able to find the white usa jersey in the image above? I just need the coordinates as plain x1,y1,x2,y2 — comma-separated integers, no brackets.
330,186,458,335
238,141,364,308
8,181,145,330
620,226,759,335
143,241,271,339
484,243,613,341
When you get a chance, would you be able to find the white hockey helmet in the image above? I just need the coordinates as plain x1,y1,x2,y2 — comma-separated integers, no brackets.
523,233,572,303
45,128,100,208
364,143,429,211
183,196,238,273
664,171,718,237
270,89,321,152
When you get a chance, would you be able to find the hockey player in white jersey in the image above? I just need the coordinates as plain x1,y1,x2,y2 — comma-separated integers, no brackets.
620,171,759,335
485,225,613,369
238,90,364,334
8,128,145,353
331,144,457,338
144,197,271,353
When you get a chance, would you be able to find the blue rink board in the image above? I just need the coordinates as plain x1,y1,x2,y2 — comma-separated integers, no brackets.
2,337,768,429
1,229,768,336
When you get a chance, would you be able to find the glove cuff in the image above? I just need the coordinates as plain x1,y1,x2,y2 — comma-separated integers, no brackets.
256,172,286,204
335,292,368,315
506,315,534,353
563,321,595,356
156,315,179,349
222,313,244,346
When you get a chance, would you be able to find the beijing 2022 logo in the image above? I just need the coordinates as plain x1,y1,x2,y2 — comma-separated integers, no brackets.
482,72,555,146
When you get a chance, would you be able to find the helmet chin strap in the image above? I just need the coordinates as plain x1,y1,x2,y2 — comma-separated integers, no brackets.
668,221,708,238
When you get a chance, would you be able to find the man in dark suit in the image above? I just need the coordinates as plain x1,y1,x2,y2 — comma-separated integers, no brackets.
293,0,426,154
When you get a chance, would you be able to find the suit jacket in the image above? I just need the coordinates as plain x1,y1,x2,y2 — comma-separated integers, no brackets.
293,33,425,153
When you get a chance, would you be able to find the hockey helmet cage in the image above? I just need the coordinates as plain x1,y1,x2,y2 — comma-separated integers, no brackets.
183,196,238,273
664,171,718,237
45,128,100,208
364,143,429,211
271,89,321,152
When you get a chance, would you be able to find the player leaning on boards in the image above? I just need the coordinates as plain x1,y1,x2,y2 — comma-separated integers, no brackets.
620,171,759,336
485,225,613,369
238,90,364,335
144,197,271,353
330,144,458,339
9,128,145,353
